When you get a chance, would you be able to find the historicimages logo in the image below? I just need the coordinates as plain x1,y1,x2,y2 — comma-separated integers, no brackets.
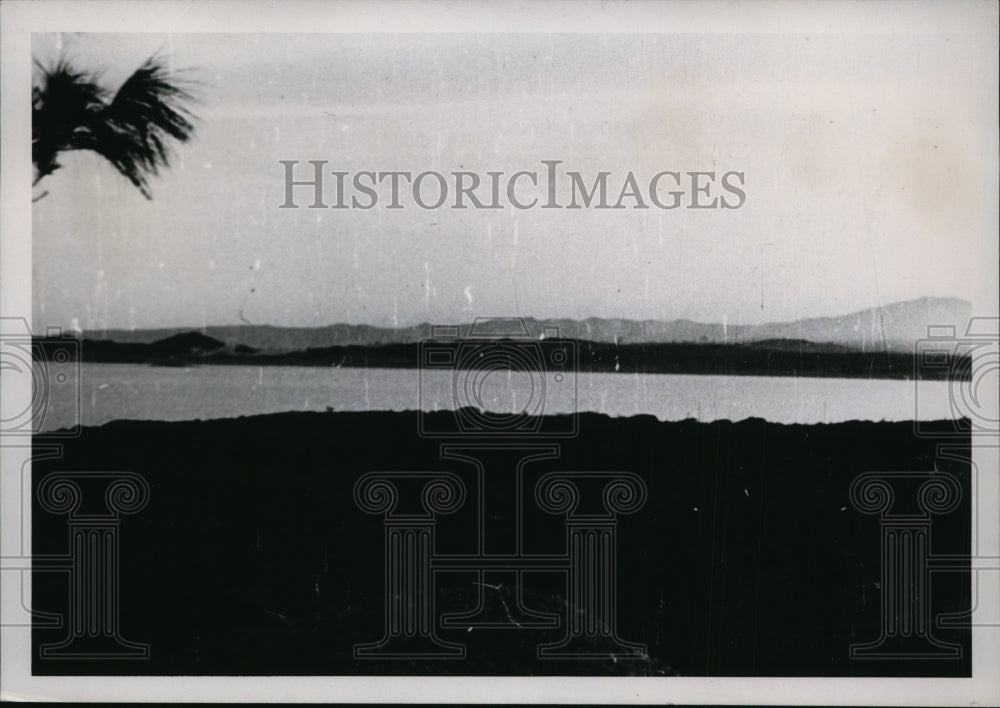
278,159,746,211
418,317,578,438
0,317,81,438
914,318,999,439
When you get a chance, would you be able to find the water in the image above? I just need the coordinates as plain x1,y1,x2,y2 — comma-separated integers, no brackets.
33,363,962,433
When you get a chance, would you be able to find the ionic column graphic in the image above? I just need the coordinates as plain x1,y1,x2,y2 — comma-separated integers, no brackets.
849,471,963,659
353,471,466,658
382,521,434,643
535,471,648,659
36,471,150,659
439,444,560,629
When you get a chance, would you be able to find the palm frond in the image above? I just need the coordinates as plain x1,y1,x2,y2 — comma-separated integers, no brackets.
31,58,107,183
97,56,198,197
32,54,198,199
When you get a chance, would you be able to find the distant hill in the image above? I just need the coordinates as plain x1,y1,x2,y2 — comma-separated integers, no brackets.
148,332,226,355
83,297,971,353
738,297,972,352
79,331,234,366
59,297,974,380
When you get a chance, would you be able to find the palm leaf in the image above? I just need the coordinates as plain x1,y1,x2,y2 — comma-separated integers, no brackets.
31,58,107,183
32,54,198,199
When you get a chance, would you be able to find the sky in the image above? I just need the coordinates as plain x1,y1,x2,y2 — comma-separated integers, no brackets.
30,26,998,331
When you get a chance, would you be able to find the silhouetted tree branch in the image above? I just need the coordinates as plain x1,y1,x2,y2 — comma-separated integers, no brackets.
32,54,198,200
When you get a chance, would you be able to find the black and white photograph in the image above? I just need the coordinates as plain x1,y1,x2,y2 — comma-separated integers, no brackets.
1,1,998,703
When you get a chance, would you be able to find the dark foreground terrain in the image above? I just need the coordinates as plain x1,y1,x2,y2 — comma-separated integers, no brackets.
32,411,970,676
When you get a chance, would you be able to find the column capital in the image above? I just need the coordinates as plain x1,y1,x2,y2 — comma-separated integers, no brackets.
37,471,149,520
850,471,961,519
535,471,647,519
354,471,466,518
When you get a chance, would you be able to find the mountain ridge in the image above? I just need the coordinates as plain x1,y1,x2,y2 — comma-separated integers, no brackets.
80,296,971,353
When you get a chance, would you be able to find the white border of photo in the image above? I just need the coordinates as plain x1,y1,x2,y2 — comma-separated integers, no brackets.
2,1,998,704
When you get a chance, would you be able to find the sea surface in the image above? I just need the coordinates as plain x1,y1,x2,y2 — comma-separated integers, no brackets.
31,362,964,433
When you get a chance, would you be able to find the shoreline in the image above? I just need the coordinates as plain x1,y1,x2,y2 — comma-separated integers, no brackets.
58,336,965,380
